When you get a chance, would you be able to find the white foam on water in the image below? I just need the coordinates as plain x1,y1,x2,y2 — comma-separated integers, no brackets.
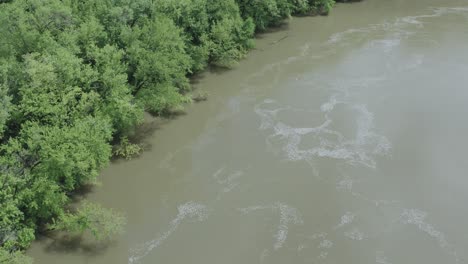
212,167,243,198
297,244,307,251
213,168,243,194
212,166,226,180
260,249,270,263
336,174,401,209
399,209,463,264
297,232,335,261
275,203,304,250
310,232,328,240
239,202,303,251
336,174,353,191
274,227,289,250
394,12,444,28
299,43,311,57
368,38,402,53
401,54,425,71
318,239,333,249
328,28,373,44
244,6,468,100
128,202,209,264
298,232,328,242
400,209,449,248
394,10,450,27
254,100,290,131
335,168,404,210
320,94,339,112
327,6,468,49
318,251,329,259
335,212,356,229
238,204,271,215
373,199,400,207
376,251,392,264
344,228,365,241
353,104,392,156
255,95,391,168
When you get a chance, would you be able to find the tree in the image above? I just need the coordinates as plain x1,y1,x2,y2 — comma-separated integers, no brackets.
206,0,255,67
311,0,335,15
121,15,192,113
0,0,341,260
154,0,211,72
85,45,144,135
0,248,32,264
0,139,49,251
0,63,11,139
50,201,126,241
16,49,99,127
236,0,292,31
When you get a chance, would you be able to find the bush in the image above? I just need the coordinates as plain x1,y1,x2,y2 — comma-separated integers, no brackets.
0,0,341,260
50,201,126,241
113,136,143,160
0,248,33,264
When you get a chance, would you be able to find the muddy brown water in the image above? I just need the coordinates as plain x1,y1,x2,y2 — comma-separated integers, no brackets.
28,0,468,263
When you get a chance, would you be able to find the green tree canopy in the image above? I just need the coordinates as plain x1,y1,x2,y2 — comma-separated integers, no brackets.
0,0,340,261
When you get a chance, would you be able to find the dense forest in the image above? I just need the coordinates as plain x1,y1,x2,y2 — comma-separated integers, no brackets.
0,0,341,262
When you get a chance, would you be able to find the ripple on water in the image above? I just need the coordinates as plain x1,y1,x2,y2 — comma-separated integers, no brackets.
318,239,333,249
344,228,365,241
335,212,356,229
376,251,392,264
399,209,463,264
254,94,391,169
128,202,209,264
239,202,303,251
400,209,449,249
328,6,468,48
212,167,244,199
136,5,468,264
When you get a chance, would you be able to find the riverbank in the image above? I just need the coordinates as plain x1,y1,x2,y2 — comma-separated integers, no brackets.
28,0,468,263
0,0,351,262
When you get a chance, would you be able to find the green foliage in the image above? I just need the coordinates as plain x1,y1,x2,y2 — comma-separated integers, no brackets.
0,146,60,251
121,15,192,112
0,248,33,264
50,201,126,241
136,83,192,115
206,0,255,67
235,0,336,28
0,0,339,259
113,136,142,160
86,45,144,135
19,118,113,192
236,0,292,31
0,65,11,139
17,50,98,126
288,0,313,14
312,0,335,15
192,90,209,102
154,0,211,72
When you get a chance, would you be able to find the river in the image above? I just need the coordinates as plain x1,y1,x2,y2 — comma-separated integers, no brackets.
28,0,468,263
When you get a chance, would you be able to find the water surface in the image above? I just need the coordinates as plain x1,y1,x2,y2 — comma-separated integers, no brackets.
29,0,468,263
